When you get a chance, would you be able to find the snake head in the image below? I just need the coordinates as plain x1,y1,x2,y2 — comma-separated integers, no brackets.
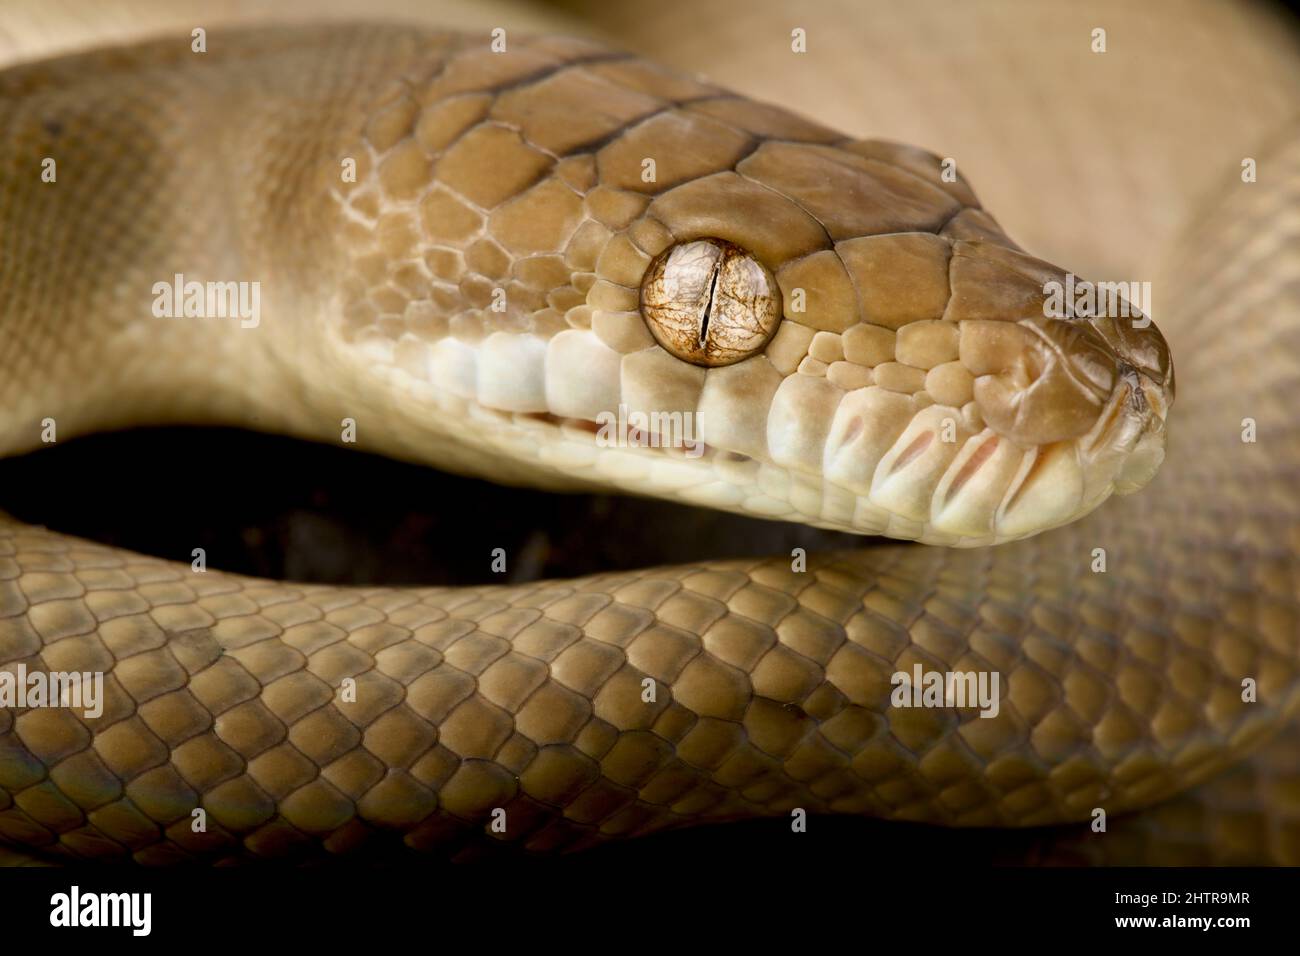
330,43,1173,547
616,138,1175,544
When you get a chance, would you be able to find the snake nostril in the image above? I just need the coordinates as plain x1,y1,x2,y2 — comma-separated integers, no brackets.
1117,362,1148,414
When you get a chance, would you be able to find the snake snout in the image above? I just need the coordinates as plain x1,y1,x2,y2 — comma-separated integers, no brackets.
1074,306,1175,495
933,231,1178,504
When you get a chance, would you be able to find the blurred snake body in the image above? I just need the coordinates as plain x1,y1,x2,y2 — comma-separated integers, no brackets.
0,21,1296,864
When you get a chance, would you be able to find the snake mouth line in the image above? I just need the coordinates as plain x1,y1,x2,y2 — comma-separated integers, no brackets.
480,380,1161,542
519,410,734,461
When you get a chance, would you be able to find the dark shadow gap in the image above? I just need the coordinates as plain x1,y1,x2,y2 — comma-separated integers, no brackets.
0,426,879,587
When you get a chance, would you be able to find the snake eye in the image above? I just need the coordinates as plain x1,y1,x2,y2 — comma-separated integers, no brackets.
640,238,781,367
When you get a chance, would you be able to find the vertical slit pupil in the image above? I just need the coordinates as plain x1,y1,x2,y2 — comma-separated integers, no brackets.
700,254,721,347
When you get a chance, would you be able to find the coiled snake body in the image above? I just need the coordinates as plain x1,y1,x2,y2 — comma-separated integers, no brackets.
0,11,1297,864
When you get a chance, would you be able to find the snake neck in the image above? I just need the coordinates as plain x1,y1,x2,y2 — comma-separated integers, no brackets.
0,25,462,459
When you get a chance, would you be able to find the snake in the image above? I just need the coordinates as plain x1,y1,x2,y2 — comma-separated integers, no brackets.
0,2,1297,866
